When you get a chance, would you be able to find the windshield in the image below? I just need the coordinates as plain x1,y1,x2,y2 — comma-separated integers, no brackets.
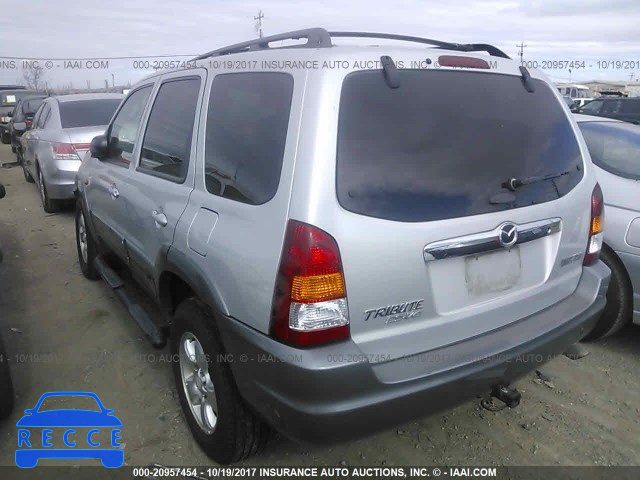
37,395,102,412
59,98,122,128
336,70,584,222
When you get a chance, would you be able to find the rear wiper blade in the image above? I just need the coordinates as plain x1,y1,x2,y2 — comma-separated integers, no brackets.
502,169,573,191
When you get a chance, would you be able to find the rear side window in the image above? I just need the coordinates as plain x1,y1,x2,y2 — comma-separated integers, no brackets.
337,70,583,222
59,99,122,128
579,121,640,179
204,73,294,205
621,100,640,113
139,77,201,181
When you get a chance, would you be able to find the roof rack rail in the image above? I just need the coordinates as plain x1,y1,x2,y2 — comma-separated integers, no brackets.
193,28,332,60
193,28,510,61
328,32,510,59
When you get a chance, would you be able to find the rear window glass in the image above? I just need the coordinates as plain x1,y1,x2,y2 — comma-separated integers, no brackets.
336,70,583,222
578,121,640,179
59,99,122,128
22,98,45,115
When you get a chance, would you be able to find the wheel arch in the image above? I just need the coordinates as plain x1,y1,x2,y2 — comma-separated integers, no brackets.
157,249,230,321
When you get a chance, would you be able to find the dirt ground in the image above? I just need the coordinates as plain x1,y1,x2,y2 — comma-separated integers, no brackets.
0,143,639,469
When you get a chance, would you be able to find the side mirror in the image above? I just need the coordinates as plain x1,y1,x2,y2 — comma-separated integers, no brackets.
0,183,5,200
13,122,26,132
90,135,110,159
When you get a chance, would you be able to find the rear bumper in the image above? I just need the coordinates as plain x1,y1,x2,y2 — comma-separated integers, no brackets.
217,261,609,445
41,159,82,199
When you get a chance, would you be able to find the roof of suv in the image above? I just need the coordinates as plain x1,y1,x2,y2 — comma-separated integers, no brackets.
137,28,533,83
54,93,124,103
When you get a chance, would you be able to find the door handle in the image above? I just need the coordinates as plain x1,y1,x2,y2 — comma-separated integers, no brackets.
109,184,119,198
152,209,168,227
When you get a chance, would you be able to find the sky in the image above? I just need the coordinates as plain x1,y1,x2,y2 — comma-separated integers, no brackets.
1,0,639,89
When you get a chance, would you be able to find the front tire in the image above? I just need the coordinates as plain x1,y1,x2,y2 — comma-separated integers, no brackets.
583,244,633,341
38,166,59,213
171,299,271,464
75,204,99,280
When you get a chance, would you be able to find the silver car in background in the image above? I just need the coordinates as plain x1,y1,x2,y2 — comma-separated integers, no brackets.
576,114,640,339
20,93,123,212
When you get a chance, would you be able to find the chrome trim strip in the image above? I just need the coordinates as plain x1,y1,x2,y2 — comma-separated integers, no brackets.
423,218,561,262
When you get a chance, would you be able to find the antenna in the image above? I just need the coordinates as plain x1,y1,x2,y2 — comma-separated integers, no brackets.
516,42,527,63
254,10,264,38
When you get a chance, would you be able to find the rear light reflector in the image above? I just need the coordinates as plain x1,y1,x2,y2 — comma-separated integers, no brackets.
584,183,604,266
271,220,350,347
51,142,80,160
438,55,491,69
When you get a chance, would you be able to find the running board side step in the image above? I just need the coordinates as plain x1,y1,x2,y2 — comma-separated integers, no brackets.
94,256,166,348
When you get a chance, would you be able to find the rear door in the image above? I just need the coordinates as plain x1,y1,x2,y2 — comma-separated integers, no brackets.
81,85,154,260
330,69,592,362
118,70,205,294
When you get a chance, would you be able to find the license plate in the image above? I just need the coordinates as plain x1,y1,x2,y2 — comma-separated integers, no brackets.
465,247,521,297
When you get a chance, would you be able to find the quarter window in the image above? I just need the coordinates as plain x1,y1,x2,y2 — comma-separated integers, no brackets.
37,104,50,129
139,77,201,181
204,73,294,205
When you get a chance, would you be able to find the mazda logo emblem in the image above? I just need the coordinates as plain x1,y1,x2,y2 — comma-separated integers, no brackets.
499,223,518,247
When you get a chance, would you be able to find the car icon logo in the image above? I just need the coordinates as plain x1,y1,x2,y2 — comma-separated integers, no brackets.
498,223,518,247
15,391,124,468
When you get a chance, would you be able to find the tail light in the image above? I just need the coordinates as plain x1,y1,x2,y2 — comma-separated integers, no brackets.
270,220,350,347
25,119,32,128
51,143,80,160
438,55,491,69
584,183,604,266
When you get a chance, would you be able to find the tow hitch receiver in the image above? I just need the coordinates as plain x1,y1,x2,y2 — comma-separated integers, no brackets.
491,384,521,408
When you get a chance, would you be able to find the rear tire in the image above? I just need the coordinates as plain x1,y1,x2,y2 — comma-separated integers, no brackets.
22,155,34,183
583,244,633,341
0,132,9,144
0,335,15,419
75,204,100,280
171,299,271,464
38,166,59,213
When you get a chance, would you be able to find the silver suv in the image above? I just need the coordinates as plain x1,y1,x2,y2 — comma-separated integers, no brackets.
75,29,610,464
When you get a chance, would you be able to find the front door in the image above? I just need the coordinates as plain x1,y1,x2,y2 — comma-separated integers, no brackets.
117,71,205,294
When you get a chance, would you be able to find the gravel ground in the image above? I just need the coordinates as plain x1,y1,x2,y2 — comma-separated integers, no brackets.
0,143,639,469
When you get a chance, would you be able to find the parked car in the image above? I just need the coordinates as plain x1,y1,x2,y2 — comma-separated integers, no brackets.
8,94,47,155
1,89,41,144
0,181,15,420
20,93,123,212
575,114,640,339
563,95,577,109
576,97,640,124
76,28,609,464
